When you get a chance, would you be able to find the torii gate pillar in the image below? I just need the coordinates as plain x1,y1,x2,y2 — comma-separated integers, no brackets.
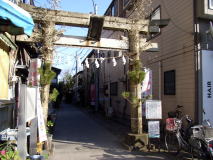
124,29,149,150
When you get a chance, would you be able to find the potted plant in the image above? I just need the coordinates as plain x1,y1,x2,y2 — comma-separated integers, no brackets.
0,142,20,160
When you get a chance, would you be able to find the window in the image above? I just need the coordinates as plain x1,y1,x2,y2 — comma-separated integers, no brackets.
164,70,176,95
149,6,161,39
209,0,213,9
114,51,119,57
110,82,118,96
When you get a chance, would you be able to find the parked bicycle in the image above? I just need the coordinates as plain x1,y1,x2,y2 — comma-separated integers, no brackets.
165,109,193,154
190,116,213,159
165,105,213,160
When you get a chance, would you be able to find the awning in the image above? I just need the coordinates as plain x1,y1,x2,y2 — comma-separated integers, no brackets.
0,0,34,36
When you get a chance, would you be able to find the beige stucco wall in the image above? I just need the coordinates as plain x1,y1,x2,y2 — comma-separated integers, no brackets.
94,0,196,121
141,0,196,119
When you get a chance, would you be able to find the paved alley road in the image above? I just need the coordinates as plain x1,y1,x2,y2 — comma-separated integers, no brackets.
49,104,173,160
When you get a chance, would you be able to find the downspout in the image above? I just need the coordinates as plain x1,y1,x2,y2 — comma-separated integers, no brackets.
159,61,162,100
193,0,201,123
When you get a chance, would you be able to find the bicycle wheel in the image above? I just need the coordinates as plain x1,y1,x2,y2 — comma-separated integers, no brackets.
190,138,212,160
165,131,181,154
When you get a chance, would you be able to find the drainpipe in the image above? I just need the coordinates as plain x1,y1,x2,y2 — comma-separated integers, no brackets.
193,0,201,124
159,61,162,100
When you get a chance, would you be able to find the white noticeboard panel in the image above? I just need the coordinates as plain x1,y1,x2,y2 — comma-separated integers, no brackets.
201,50,213,125
148,121,160,138
26,87,36,122
146,100,162,119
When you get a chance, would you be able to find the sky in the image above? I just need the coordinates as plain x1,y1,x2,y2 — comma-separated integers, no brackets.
35,0,112,79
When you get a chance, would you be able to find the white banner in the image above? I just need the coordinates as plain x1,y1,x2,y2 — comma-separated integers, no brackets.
202,50,213,125
142,69,152,98
36,88,47,142
142,69,152,116
26,87,36,122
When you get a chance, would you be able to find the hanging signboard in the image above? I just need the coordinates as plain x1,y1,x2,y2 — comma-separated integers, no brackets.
146,100,162,119
148,121,160,138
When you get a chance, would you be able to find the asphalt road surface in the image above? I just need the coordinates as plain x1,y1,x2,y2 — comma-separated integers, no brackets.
49,104,177,160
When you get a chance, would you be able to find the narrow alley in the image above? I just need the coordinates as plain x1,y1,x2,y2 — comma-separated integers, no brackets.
49,103,173,160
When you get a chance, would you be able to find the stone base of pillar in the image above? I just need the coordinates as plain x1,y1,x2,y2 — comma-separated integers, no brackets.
123,133,149,151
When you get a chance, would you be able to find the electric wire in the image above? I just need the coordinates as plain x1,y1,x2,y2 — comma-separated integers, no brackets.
146,44,195,65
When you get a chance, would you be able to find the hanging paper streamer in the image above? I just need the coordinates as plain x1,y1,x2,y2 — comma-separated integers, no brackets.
119,51,122,57
112,57,117,67
100,57,105,63
85,58,89,68
122,55,126,65
95,59,100,68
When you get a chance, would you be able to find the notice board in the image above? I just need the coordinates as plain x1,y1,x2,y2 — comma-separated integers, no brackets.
145,100,162,119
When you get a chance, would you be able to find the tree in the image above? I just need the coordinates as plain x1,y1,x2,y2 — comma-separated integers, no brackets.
62,71,74,102
35,0,63,123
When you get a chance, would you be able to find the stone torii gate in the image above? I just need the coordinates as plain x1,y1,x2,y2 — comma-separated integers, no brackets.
18,3,169,149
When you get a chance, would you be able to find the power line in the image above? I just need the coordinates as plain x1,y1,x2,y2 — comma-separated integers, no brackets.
147,48,194,65
146,43,195,64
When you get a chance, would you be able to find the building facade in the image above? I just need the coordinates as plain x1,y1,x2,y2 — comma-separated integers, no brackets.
82,0,213,125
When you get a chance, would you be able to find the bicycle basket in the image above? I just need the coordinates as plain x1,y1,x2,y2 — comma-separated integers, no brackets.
191,125,204,138
166,118,178,131
205,128,213,139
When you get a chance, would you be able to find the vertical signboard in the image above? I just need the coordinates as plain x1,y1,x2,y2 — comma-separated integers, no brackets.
202,50,213,125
